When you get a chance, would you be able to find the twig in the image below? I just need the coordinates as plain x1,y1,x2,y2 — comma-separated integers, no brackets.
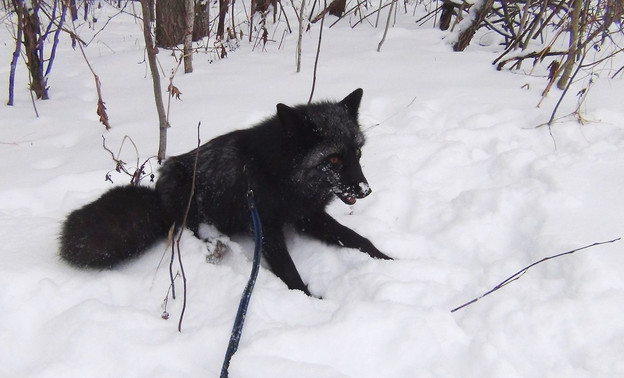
542,49,588,128
161,271,180,319
308,11,325,104
70,18,110,130
174,122,202,332
8,3,22,106
364,95,417,131
101,135,156,185
377,0,396,52
328,0,367,28
451,237,621,313
351,1,393,29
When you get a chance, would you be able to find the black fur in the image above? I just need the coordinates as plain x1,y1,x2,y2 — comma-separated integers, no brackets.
59,186,170,268
59,89,391,295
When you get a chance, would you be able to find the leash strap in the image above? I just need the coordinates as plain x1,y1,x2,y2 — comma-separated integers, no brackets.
220,189,263,378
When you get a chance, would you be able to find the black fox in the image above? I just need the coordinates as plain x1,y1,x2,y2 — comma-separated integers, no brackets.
60,88,391,295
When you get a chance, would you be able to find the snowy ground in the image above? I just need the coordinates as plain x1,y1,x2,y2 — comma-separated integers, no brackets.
1,3,624,377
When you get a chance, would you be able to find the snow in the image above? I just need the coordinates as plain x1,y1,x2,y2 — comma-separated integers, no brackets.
2,3,624,377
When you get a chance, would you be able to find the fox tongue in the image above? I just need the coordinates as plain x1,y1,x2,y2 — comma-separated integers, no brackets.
336,192,357,205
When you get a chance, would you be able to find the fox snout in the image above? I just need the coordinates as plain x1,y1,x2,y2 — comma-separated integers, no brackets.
356,181,372,198
334,163,372,205
334,180,371,205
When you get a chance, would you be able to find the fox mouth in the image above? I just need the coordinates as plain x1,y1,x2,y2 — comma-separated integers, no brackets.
334,190,357,205
333,182,371,205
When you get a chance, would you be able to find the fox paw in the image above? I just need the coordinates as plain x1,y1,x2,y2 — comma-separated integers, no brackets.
205,238,229,264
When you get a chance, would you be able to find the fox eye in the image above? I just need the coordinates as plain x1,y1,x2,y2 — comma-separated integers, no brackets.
355,148,362,158
328,155,341,165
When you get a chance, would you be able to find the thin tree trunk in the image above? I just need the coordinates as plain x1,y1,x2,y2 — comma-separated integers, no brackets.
193,0,210,41
184,0,195,73
217,0,229,39
377,0,395,52
296,0,305,72
140,0,170,162
556,0,582,90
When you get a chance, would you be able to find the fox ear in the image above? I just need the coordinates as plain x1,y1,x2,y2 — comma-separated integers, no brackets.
339,88,363,119
276,103,302,136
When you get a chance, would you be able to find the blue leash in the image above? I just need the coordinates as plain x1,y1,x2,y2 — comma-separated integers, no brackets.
219,189,263,378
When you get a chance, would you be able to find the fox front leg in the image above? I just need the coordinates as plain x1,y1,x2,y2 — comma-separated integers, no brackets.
296,212,392,260
261,225,312,296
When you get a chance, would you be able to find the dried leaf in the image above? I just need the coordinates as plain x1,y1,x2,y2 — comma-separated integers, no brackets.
168,84,182,100
97,99,111,130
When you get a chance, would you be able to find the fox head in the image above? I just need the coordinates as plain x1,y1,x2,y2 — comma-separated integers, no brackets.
277,88,372,206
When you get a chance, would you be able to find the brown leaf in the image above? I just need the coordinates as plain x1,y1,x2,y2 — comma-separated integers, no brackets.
168,84,182,100
97,99,111,130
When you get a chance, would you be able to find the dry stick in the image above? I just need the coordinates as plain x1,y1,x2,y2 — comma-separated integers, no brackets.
365,95,417,131
451,237,621,313
351,1,393,29
612,65,624,79
70,18,111,129
542,48,588,130
7,3,22,106
174,122,202,332
374,0,382,28
41,2,66,80
308,12,324,104
377,0,395,52
492,0,565,66
414,4,442,27
328,0,367,28
139,0,169,162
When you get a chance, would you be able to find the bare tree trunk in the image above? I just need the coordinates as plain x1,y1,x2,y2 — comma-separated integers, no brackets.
156,0,186,47
453,0,494,52
556,0,583,90
217,0,229,39
193,0,210,40
184,0,195,73
140,0,170,162
296,0,305,72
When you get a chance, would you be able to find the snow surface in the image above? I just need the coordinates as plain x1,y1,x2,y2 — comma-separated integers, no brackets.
1,3,624,377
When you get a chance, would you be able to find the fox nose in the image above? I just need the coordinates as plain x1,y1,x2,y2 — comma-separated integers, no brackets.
356,181,372,198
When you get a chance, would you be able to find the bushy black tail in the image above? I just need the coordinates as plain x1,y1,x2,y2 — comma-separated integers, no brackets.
59,185,172,268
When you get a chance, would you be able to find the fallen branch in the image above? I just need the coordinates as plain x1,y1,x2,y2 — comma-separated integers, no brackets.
451,237,621,313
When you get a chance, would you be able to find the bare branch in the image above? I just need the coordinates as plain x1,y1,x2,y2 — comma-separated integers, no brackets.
451,237,622,313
